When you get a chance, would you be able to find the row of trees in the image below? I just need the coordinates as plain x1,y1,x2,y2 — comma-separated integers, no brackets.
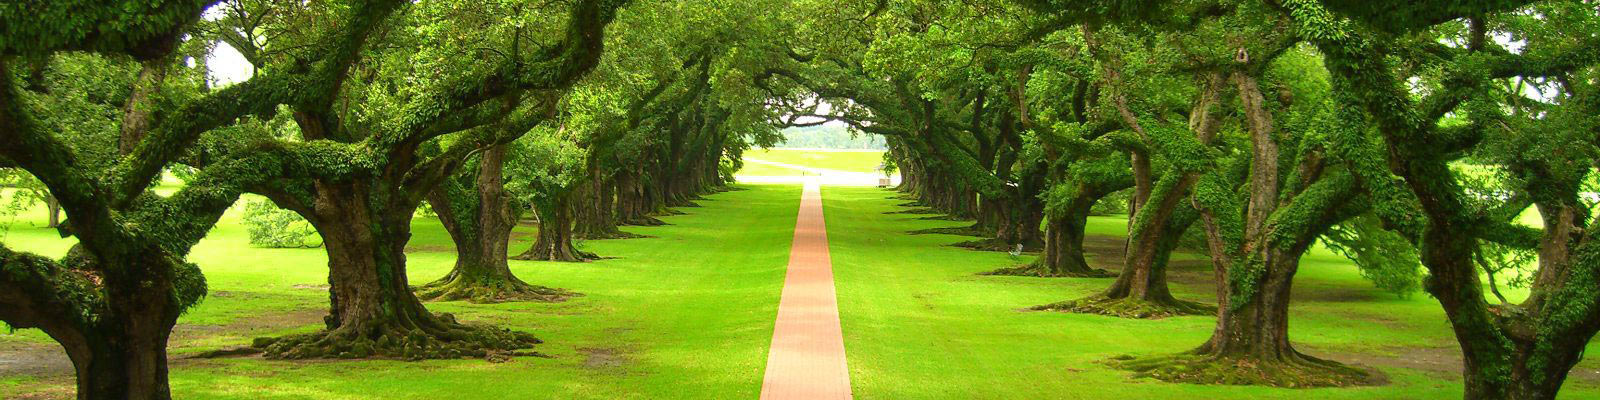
0,0,795,398
754,0,1598,398
2,0,1597,399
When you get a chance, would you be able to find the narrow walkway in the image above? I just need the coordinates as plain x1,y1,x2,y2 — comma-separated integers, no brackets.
759,180,853,400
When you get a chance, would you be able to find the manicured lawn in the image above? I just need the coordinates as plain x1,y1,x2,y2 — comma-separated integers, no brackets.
735,160,811,176
4,183,1598,399
1,185,799,399
744,148,886,173
822,185,1600,399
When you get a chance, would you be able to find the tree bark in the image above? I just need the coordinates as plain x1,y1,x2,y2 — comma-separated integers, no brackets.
419,145,575,303
259,182,537,359
987,188,1111,277
1034,175,1209,318
615,168,665,226
45,194,60,228
514,190,598,262
573,154,643,239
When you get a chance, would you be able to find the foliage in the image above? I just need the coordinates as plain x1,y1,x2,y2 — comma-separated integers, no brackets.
1320,214,1425,298
240,198,320,248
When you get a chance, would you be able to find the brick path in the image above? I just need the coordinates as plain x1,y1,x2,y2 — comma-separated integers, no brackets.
758,181,852,400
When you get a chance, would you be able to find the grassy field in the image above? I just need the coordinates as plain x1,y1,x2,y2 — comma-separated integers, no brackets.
741,148,886,175
3,182,1598,399
822,186,1600,399
1,186,798,399
734,161,810,176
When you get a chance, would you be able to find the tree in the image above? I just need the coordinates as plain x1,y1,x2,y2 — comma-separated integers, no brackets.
1285,0,1600,397
0,1,379,396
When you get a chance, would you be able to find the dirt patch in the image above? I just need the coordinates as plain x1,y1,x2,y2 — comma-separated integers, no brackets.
0,341,73,378
1312,345,1600,386
291,283,329,290
577,347,631,370
405,244,454,253
1290,285,1386,303
170,309,325,349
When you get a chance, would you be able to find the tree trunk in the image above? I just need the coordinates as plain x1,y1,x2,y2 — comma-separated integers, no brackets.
53,284,179,400
419,146,575,303
515,191,598,262
46,194,60,228
573,156,643,239
1034,176,1208,318
615,168,665,226
987,192,1109,277
259,183,537,359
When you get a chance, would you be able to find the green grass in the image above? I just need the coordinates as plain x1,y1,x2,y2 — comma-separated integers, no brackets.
1,185,799,399
743,148,886,173
734,160,811,176
822,186,1600,400
4,182,1599,399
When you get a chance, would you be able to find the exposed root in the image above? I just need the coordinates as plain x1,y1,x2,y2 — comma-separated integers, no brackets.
887,208,942,215
256,315,538,361
512,246,599,262
575,230,650,240
897,201,927,207
415,276,578,303
620,216,668,226
917,214,973,221
1029,294,1211,319
908,226,991,237
654,208,688,216
982,262,1113,278
951,238,1043,252
188,346,262,359
1107,353,1385,388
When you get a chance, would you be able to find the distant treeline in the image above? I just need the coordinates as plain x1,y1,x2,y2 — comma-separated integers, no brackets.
777,125,886,149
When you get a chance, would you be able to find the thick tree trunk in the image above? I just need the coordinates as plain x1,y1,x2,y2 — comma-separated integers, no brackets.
419,146,575,303
1116,249,1375,387
260,183,537,359
615,168,665,226
573,157,643,239
1034,176,1208,318
515,191,598,262
955,194,1044,252
1139,249,1376,384
53,285,179,400
987,193,1109,277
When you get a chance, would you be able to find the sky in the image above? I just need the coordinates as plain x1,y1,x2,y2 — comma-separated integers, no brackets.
201,6,254,87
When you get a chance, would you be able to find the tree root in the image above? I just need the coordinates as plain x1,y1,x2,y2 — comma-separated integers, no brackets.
620,216,668,226
886,208,942,215
575,230,650,240
654,208,688,216
1106,353,1385,388
512,246,599,262
950,238,1043,252
897,201,927,207
908,226,991,237
255,315,538,361
1029,294,1211,319
917,214,973,221
982,262,1113,278
415,276,579,303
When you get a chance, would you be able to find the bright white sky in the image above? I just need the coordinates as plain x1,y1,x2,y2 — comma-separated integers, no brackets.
207,41,254,86
201,6,253,86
